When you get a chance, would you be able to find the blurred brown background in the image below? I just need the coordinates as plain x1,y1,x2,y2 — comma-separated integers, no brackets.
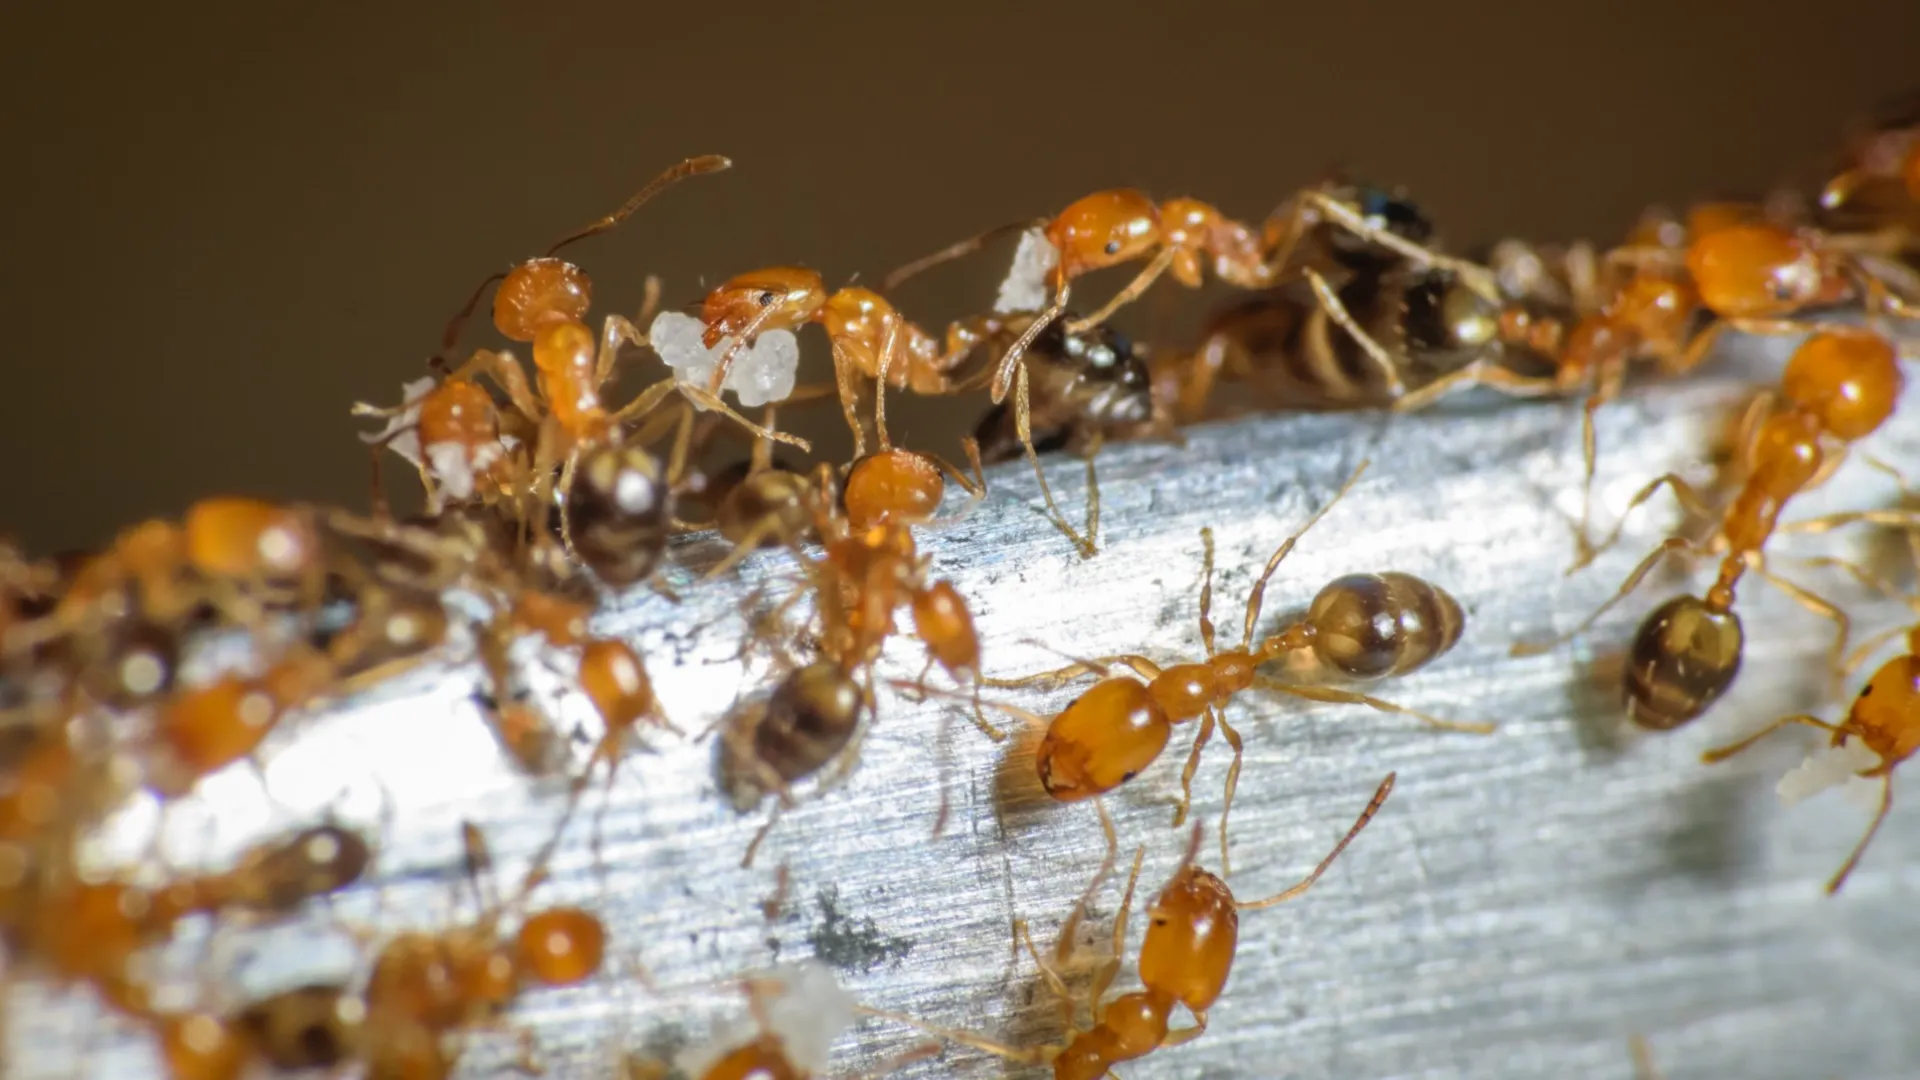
1,3,1914,554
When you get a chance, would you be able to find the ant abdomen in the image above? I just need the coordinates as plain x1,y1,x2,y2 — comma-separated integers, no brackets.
1304,572,1464,680
1624,595,1745,731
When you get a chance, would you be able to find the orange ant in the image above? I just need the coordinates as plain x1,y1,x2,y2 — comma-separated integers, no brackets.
863,773,1394,1079
366,155,805,558
880,189,1273,460
1514,327,1905,731
989,461,1484,866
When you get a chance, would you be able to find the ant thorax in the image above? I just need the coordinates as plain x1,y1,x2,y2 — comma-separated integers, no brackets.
673,960,856,1078
648,310,800,407
994,227,1060,314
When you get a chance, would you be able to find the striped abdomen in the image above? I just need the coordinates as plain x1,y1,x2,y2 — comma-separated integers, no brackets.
1306,572,1464,680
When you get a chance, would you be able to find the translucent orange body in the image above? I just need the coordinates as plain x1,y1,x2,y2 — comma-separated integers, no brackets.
1159,197,1268,288
493,257,591,342
512,590,592,646
1047,189,1163,278
1137,866,1238,1012
700,266,830,345
532,319,607,441
844,449,944,529
366,930,516,1032
416,378,502,451
909,580,978,677
1838,654,1920,772
700,1037,803,1080
579,638,655,732
157,1012,248,1080
817,287,961,391
182,497,317,582
1036,679,1172,800
155,676,281,775
1684,223,1845,318
515,906,605,986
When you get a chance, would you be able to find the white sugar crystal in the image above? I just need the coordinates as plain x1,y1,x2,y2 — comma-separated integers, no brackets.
762,960,854,1073
648,310,799,407
424,442,477,500
1777,738,1881,807
671,961,852,1078
994,227,1059,314
358,376,437,467
728,329,800,407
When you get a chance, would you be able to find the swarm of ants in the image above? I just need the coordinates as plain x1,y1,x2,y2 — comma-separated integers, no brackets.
2,93,1918,1078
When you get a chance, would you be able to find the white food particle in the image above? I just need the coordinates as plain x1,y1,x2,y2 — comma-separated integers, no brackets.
425,442,477,500
647,310,799,407
358,376,437,468
1777,738,1881,807
671,960,853,1078
994,227,1060,314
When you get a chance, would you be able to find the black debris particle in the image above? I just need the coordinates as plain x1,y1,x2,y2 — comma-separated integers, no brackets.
805,885,914,972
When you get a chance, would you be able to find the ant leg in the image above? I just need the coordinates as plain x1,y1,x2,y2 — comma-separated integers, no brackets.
1827,777,1893,894
1088,830,1148,1014
1215,711,1246,876
1748,556,1851,679
1063,246,1179,334
1514,536,1695,655
1197,527,1219,656
608,376,681,427
1254,676,1495,734
1015,919,1077,1008
1239,460,1370,650
1304,191,1502,298
1572,472,1715,573
1392,361,1559,413
740,804,784,869
1173,709,1217,829
1630,1035,1664,1080
850,1006,1047,1067
1699,714,1844,765
557,450,583,566
1163,1013,1212,1048
847,1043,945,1080
543,155,731,256
1238,771,1395,910
829,338,870,460
1304,267,1405,398
989,290,1069,405
677,385,812,452
872,312,903,453
1016,362,1098,557
1781,508,1920,536
703,305,785,396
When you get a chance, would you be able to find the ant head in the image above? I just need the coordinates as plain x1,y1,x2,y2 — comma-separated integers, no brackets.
701,266,829,341
494,257,592,343
1047,189,1162,278
1685,223,1845,318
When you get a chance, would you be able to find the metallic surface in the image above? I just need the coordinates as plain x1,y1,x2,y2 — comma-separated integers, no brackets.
14,331,1920,1078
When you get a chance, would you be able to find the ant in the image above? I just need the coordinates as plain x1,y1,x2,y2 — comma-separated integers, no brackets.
1513,327,1904,731
1173,260,1510,420
718,657,869,867
863,773,1394,1079
989,461,1484,867
368,156,805,560
1694,510,1920,894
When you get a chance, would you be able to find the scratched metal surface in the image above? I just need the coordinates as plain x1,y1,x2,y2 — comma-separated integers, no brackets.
13,331,1920,1080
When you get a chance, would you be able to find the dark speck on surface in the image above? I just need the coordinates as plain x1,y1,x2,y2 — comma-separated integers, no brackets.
805,884,914,972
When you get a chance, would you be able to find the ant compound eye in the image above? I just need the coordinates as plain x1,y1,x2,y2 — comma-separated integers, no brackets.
758,291,777,307
1104,239,1123,256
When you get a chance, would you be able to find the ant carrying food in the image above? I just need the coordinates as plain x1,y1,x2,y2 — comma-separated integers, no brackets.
862,773,1394,1079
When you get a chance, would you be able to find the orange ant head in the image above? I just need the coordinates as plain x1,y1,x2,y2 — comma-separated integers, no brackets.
700,267,829,344
843,449,944,529
1047,189,1162,279
182,498,320,584
1780,328,1902,441
1685,223,1847,318
494,257,593,343
1138,864,1238,1013
416,378,502,452
1847,655,1920,769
